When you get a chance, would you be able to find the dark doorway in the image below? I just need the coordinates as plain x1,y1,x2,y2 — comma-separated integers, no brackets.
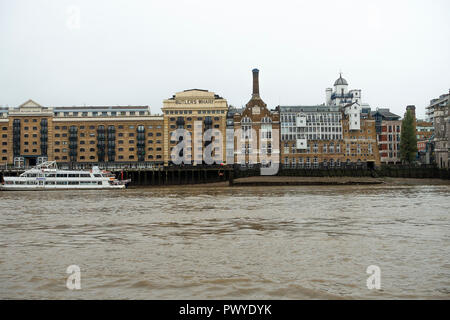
367,161,375,170
28,157,37,166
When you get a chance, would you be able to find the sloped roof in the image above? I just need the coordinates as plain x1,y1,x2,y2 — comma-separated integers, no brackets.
18,99,44,108
370,108,401,120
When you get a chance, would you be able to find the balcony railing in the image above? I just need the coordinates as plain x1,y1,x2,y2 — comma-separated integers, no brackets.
331,93,353,99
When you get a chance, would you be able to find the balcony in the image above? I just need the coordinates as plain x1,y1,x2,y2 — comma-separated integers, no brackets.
331,92,353,100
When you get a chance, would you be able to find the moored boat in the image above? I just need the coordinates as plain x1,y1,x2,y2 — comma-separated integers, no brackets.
0,161,130,191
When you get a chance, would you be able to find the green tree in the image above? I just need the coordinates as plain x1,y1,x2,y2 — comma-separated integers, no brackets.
400,110,418,163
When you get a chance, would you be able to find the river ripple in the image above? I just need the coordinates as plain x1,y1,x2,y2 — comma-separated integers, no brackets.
0,184,449,299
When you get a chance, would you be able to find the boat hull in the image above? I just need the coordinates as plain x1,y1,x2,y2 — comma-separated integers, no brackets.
0,185,126,191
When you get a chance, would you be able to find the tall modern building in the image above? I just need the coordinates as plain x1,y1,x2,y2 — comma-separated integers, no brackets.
426,92,449,124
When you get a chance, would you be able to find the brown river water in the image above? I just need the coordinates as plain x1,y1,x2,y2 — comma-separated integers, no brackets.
0,184,449,299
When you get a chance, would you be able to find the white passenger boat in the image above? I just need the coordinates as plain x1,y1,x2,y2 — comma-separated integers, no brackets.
0,161,131,191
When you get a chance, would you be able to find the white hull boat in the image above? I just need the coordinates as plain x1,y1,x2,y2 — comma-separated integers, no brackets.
1,161,131,191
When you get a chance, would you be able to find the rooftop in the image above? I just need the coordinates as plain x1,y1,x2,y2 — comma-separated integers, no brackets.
278,105,341,113
334,73,348,86
167,89,224,101
370,108,401,120
53,105,150,112
427,93,449,109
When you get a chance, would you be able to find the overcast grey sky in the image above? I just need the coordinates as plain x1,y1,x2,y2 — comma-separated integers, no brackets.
1,0,449,118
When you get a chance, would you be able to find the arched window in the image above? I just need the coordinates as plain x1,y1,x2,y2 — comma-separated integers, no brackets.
313,157,318,168
241,117,251,124
241,117,252,140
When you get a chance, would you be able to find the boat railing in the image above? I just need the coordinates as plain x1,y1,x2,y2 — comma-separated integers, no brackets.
65,162,164,171
35,161,58,170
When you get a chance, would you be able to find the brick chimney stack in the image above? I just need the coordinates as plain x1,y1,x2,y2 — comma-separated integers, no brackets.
252,68,260,97
406,105,416,121
406,105,417,132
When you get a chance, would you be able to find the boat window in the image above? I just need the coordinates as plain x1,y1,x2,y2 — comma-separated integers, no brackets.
68,174,80,178
80,174,91,177
68,181,79,185
98,182,102,185
46,174,56,177
57,181,67,185
57,174,68,178
94,174,102,177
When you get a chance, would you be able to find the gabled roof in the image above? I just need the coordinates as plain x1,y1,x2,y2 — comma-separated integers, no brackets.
183,89,209,92
18,99,44,108
370,108,401,120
